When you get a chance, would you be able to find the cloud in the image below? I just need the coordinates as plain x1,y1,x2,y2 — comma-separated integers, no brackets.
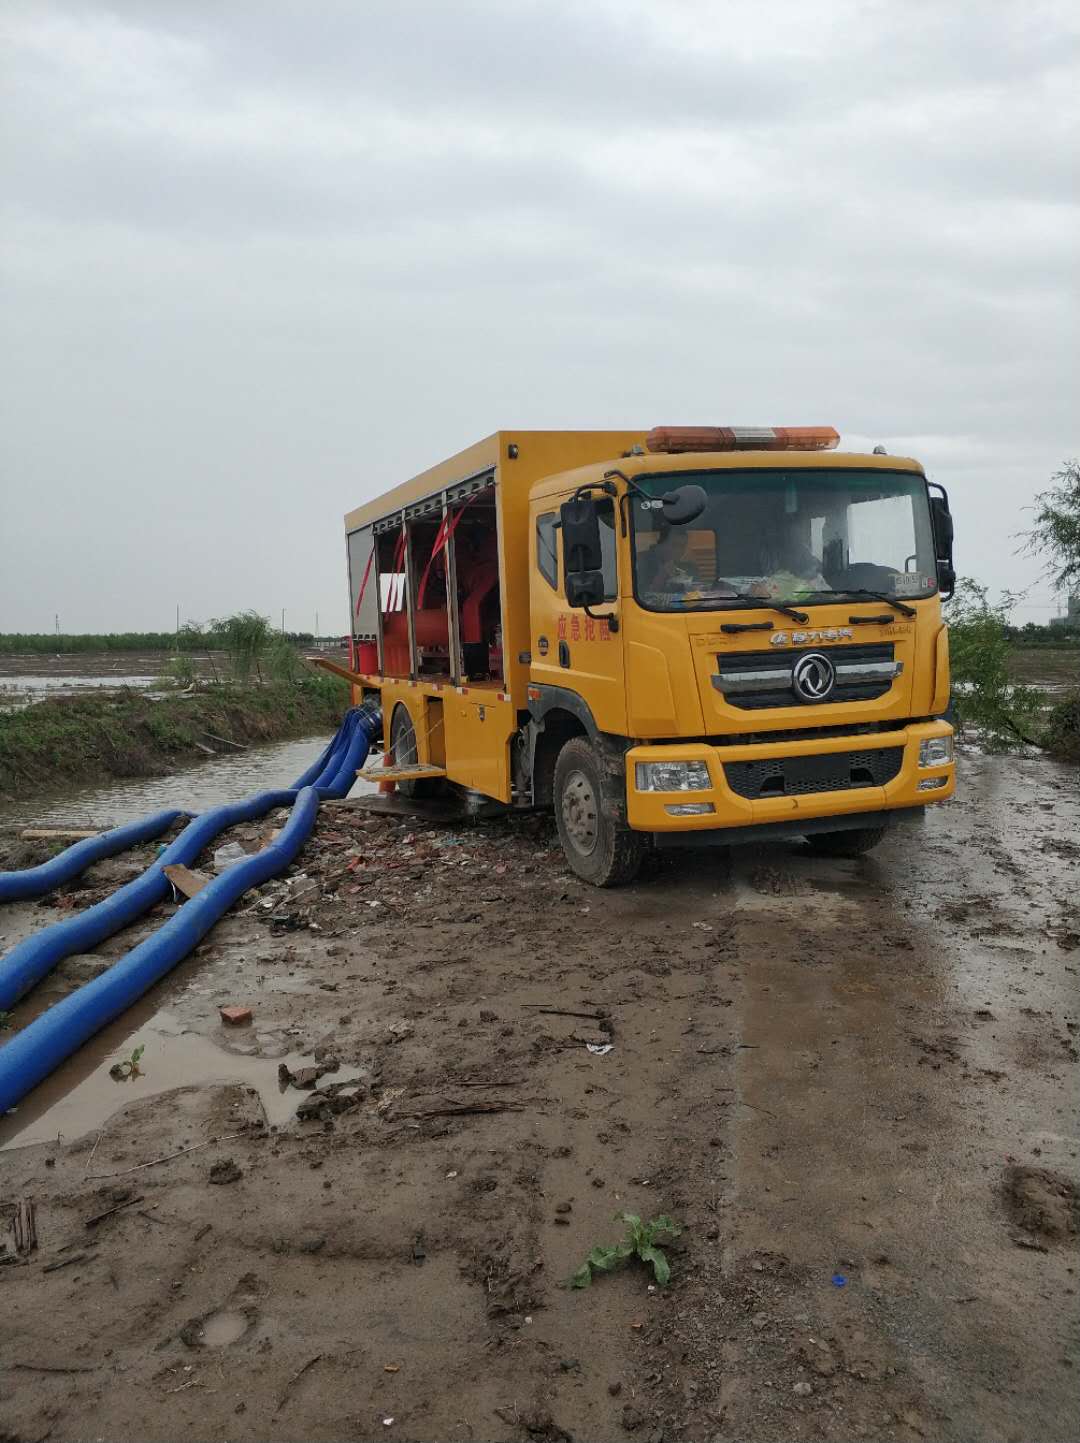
0,0,1077,632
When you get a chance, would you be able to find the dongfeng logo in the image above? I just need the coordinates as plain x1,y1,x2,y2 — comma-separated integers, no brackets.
791,651,836,703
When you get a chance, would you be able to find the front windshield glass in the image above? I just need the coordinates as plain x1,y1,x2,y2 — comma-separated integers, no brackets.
631,468,937,612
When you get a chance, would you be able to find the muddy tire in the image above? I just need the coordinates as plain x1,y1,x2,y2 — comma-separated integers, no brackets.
553,736,645,887
804,825,887,857
390,705,443,799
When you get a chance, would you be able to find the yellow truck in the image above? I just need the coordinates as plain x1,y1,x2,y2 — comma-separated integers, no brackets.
330,427,956,884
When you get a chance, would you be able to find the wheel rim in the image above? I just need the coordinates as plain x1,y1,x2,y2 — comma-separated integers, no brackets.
561,769,598,856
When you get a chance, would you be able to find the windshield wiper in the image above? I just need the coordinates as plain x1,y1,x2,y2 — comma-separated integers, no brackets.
684,592,809,624
807,588,916,618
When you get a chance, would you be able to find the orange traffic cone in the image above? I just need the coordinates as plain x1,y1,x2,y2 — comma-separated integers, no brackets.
378,747,396,795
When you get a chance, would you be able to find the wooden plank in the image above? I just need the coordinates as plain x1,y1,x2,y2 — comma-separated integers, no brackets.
20,828,100,841
356,763,446,782
162,864,212,899
14,1199,37,1256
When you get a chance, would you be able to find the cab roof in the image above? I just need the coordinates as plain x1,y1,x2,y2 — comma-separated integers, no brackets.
343,431,925,531
526,448,926,503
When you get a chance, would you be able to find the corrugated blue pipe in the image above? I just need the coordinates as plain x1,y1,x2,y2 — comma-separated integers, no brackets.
0,704,381,1113
0,810,190,904
0,704,380,1011
0,708,361,907
0,787,322,1114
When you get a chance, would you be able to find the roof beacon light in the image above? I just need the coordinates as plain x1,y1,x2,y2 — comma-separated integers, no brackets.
646,426,840,454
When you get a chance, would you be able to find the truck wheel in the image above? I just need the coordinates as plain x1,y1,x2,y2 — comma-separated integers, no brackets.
804,825,887,857
390,706,442,799
554,736,645,887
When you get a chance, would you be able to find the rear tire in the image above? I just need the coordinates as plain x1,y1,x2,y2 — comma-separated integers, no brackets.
553,736,645,887
804,825,886,857
390,706,443,799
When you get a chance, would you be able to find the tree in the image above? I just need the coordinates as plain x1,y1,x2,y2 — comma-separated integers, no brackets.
946,580,1043,749
1023,459,1080,592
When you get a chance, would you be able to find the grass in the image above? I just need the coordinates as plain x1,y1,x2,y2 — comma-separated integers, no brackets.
0,675,350,797
0,628,321,654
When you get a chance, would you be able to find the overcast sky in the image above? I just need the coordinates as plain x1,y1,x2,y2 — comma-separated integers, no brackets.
2,0,1077,634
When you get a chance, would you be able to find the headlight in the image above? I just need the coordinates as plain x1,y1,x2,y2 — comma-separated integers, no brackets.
918,736,954,767
635,760,712,792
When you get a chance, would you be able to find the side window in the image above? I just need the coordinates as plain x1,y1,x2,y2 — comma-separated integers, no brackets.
598,499,618,601
537,512,559,589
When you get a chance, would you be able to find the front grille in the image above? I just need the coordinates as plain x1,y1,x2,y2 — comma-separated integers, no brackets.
713,643,897,711
723,746,905,800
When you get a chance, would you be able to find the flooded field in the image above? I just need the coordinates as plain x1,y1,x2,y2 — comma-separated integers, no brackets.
0,646,349,710
1008,645,1079,695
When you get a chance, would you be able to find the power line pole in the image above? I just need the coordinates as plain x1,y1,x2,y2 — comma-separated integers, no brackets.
281,608,286,635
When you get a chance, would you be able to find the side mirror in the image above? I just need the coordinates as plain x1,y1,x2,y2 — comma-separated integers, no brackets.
930,496,955,597
560,496,603,573
661,484,707,525
565,571,605,608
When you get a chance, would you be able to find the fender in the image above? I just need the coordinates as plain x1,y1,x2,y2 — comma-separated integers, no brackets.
525,684,631,809
527,683,603,743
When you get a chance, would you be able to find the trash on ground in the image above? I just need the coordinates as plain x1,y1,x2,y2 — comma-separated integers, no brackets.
162,864,211,899
212,841,249,872
109,1044,145,1080
219,1005,253,1026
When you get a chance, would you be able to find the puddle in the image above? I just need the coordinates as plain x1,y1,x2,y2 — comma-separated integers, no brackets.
199,1310,251,1347
0,994,362,1150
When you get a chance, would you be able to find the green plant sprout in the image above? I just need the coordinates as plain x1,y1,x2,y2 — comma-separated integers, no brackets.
570,1212,682,1289
109,1043,145,1081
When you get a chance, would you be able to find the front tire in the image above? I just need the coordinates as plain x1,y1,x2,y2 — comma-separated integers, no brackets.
553,737,645,887
804,825,886,857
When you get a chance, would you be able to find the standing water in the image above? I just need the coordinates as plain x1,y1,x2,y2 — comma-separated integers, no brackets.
0,733,379,832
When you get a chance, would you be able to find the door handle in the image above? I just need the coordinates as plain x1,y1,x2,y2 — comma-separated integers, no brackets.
558,640,570,668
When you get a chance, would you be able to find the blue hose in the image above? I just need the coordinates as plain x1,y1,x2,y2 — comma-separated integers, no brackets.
0,810,189,903
0,789,298,1011
0,709,362,905
0,704,382,1113
0,787,322,1114
0,704,381,1011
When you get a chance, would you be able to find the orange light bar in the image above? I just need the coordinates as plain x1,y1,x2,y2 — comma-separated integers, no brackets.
646,426,840,454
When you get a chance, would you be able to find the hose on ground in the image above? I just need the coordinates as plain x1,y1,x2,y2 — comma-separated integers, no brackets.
0,810,190,904
0,787,322,1114
0,703,381,1011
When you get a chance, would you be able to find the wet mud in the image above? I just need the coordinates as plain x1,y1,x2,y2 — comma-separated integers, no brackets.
0,747,1077,1442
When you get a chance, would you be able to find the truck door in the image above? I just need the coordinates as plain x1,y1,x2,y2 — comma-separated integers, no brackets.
529,497,627,735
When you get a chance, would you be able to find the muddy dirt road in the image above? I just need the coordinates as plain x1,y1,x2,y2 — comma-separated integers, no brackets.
1,750,1077,1443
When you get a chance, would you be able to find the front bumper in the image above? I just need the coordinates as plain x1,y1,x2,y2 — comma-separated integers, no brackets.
625,720,955,833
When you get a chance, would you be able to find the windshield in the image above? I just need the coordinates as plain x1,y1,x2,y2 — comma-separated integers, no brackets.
631,468,937,612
